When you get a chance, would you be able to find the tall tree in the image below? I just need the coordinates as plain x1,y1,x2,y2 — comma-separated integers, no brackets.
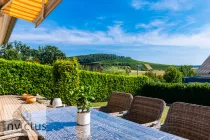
0,41,22,60
178,65,196,77
36,45,66,65
163,66,182,83
0,41,66,65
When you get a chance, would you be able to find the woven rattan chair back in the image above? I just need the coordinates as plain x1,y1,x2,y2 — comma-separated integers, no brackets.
0,120,29,140
127,96,166,124
161,102,210,140
106,92,133,113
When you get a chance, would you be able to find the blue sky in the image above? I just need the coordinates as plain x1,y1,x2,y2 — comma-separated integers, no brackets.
9,0,210,65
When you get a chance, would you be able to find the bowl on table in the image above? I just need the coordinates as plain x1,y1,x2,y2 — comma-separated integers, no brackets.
26,96,36,104
22,94,31,100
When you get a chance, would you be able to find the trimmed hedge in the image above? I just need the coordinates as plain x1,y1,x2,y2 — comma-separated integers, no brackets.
140,82,210,106
0,58,150,104
0,59,53,98
1,58,210,106
53,58,80,105
79,70,150,102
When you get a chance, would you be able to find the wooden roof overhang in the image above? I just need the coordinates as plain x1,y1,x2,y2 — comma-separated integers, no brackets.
0,0,62,45
0,0,17,45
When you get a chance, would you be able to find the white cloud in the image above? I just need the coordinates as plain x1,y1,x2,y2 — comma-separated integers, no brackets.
136,19,175,29
131,0,193,11
10,22,210,48
131,0,149,10
151,0,193,11
96,16,106,20
175,17,195,30
113,20,124,26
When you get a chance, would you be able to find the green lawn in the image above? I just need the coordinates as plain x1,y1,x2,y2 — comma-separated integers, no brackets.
91,102,169,124
91,102,107,107
160,106,169,124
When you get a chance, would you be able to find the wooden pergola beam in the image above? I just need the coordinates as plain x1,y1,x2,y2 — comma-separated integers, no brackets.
33,0,62,27
0,0,17,45
0,0,62,45
0,14,17,46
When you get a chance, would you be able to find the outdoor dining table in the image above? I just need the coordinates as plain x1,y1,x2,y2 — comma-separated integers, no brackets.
22,106,185,140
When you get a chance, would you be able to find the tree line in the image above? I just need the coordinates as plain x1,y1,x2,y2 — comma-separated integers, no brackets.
0,41,66,65
145,65,197,83
0,41,197,81
70,54,131,63
0,42,135,67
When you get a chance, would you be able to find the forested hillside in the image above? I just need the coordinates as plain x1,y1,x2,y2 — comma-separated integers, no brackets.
70,54,131,63
71,54,170,70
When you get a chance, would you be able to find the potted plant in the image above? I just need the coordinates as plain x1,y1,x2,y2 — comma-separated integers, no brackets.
71,86,95,126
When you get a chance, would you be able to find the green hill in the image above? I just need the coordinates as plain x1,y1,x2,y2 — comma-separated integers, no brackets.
71,54,170,70
96,57,170,70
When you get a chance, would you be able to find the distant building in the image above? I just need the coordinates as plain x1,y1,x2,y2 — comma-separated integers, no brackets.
182,77,210,83
197,56,210,76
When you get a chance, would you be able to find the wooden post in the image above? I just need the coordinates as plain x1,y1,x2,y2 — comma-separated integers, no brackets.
42,0,45,19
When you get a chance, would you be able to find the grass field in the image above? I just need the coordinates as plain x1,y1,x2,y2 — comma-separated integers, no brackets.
129,70,165,76
91,102,169,124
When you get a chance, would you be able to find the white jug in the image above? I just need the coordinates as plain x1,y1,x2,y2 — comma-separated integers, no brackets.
52,98,62,108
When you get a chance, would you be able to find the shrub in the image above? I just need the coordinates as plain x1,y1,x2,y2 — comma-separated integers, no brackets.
0,59,53,98
144,70,157,81
178,65,196,77
144,70,165,83
156,75,165,83
53,58,80,105
140,82,210,106
119,66,131,75
79,70,150,102
102,66,127,75
163,66,182,83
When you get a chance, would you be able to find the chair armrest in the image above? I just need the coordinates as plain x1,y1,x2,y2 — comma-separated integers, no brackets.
0,133,27,139
0,129,22,136
142,120,160,128
160,124,167,131
110,111,128,117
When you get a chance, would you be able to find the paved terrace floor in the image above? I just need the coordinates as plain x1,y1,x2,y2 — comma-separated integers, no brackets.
0,95,47,140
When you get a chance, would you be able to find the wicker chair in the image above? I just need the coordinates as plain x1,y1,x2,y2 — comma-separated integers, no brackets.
0,119,29,140
161,102,210,140
122,96,166,128
96,92,133,113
